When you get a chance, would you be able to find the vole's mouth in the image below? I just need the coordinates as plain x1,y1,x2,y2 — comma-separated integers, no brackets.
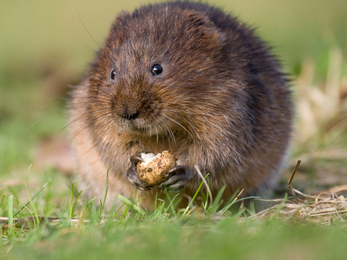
120,117,171,136
127,122,153,135
129,124,168,137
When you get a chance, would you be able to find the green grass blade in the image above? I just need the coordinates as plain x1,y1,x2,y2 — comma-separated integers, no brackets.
114,202,126,216
0,194,6,208
71,190,83,220
207,185,226,214
23,204,36,225
163,193,180,217
182,173,210,216
221,195,261,214
26,165,40,226
117,195,146,217
7,195,13,235
100,168,109,215
4,182,48,225
269,193,288,221
69,181,76,220
154,191,158,211
164,189,179,217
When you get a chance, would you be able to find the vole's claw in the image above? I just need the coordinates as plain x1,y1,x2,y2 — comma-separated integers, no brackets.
127,156,152,191
158,165,191,192
130,155,144,164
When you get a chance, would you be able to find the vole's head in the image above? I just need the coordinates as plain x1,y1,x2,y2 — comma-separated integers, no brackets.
86,4,235,139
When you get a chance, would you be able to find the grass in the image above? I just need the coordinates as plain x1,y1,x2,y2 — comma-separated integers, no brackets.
3,220,347,260
1,182,347,260
1,0,347,259
1,161,347,260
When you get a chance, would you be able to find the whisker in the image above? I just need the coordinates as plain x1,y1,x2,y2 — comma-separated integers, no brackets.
30,111,66,128
74,2,101,49
30,98,65,110
155,126,159,145
71,112,114,140
167,126,176,145
180,117,201,143
162,114,195,140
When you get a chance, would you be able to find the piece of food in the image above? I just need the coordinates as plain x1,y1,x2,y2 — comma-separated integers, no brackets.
136,150,176,186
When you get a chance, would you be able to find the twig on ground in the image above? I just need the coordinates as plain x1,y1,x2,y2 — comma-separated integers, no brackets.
288,160,304,203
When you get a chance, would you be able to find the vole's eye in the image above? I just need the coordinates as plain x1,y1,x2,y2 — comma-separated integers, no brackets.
151,64,163,75
110,70,116,80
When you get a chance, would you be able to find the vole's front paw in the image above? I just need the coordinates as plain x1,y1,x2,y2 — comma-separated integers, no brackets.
158,165,192,192
127,156,152,191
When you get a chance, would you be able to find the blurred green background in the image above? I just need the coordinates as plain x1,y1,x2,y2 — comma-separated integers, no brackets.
0,0,346,195
1,0,346,72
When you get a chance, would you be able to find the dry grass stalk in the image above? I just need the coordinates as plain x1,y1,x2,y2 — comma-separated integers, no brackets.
296,48,347,145
0,216,112,228
252,162,347,226
288,160,303,203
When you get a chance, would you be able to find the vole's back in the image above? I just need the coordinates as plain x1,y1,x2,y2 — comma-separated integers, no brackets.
70,2,293,208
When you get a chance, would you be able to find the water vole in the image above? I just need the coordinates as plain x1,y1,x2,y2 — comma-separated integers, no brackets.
70,2,293,208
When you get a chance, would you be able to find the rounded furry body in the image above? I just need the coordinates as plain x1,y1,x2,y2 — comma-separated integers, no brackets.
70,2,293,208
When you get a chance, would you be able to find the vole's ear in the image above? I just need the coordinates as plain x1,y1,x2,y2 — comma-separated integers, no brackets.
112,11,131,27
181,10,226,47
107,11,132,46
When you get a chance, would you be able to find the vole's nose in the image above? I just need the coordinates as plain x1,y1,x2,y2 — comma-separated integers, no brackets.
117,104,139,120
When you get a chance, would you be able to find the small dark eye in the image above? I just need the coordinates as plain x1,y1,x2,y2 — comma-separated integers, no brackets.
111,70,116,80
151,64,163,75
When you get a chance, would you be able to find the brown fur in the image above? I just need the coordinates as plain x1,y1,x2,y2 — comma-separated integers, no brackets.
70,2,293,209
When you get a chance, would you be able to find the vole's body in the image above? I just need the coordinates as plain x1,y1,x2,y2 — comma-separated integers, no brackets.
70,2,293,208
